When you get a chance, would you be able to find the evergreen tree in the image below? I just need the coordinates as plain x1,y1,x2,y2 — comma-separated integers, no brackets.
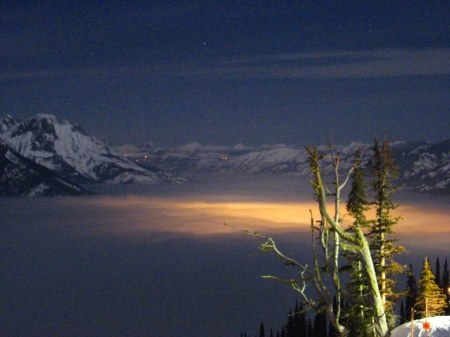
435,257,442,288
442,258,450,315
259,322,265,337
346,149,370,228
307,319,313,337
343,150,375,336
404,264,418,322
293,300,308,337
269,327,273,337
443,258,449,292
415,257,448,318
285,309,295,337
312,309,328,337
280,326,286,337
399,300,405,324
368,136,405,315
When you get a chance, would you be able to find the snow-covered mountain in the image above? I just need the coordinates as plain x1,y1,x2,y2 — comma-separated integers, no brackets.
122,140,450,193
0,140,89,196
2,113,446,192
392,139,450,192
0,114,186,185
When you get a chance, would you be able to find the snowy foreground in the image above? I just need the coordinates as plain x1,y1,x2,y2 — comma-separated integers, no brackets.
391,316,450,337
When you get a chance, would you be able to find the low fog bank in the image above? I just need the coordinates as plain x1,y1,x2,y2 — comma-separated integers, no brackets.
1,173,448,336
0,174,314,336
87,173,314,202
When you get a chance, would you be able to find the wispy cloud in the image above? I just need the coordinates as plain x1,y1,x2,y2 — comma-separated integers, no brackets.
2,48,449,83
187,48,450,79
0,65,156,82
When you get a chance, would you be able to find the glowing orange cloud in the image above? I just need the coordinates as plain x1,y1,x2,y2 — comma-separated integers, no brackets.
63,195,450,247
75,196,319,236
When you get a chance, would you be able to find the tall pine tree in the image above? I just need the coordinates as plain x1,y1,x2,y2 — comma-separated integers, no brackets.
399,300,406,324
404,264,418,322
293,300,307,337
415,257,448,318
442,258,450,315
259,322,265,337
313,308,328,337
435,257,442,288
368,136,405,316
285,309,295,337
344,149,375,336
307,319,313,337
346,149,370,228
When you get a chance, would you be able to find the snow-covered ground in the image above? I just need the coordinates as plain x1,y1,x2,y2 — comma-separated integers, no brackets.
391,316,450,337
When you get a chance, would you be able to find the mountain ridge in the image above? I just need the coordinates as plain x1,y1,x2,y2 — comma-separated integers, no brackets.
1,113,448,194
0,114,187,186
121,139,450,193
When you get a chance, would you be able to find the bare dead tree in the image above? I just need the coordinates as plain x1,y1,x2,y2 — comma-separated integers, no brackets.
225,146,390,336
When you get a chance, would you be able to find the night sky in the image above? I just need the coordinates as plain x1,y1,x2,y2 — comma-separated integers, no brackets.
1,1,450,147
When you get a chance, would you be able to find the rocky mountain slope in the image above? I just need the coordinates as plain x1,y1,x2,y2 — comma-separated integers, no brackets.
123,140,450,193
0,140,89,196
0,114,187,185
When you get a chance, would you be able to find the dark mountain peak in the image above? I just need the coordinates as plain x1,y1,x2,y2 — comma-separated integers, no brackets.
0,114,187,185
139,142,159,152
0,142,90,197
0,114,21,133
431,139,450,153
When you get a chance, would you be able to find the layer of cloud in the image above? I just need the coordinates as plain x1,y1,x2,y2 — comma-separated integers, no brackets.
189,48,450,79
2,48,449,83
3,182,447,246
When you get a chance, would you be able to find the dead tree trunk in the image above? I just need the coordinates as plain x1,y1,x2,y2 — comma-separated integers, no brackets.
307,147,389,337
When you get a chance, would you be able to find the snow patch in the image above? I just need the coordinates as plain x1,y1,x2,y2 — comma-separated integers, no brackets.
391,316,450,337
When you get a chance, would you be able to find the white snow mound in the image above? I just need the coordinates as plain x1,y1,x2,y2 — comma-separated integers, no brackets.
391,316,450,337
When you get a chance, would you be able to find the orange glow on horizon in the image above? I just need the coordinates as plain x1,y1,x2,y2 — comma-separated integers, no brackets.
80,196,319,236
67,195,450,242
